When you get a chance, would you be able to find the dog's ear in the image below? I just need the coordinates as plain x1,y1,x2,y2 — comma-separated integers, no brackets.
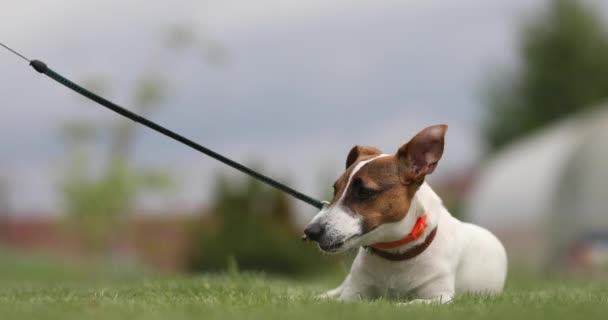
396,125,447,184
346,145,382,169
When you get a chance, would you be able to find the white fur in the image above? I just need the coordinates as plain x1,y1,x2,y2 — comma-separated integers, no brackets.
319,182,508,303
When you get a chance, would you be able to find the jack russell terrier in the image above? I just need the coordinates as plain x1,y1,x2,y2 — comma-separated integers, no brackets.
303,125,507,304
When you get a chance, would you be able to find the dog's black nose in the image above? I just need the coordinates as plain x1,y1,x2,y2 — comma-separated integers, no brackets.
304,223,324,242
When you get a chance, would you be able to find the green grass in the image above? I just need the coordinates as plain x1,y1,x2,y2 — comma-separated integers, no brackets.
1,250,607,320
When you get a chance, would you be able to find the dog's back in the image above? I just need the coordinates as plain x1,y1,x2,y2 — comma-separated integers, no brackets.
454,220,507,294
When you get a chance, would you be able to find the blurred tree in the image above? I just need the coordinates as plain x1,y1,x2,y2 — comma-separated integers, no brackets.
58,23,225,252
59,78,172,251
484,0,608,151
188,172,339,276
165,23,228,66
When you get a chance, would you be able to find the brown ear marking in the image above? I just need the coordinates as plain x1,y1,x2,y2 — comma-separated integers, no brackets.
397,125,447,184
345,145,382,169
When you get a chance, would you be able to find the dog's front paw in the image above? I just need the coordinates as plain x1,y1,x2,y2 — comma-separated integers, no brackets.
316,289,341,300
316,293,333,300
397,299,434,306
397,296,453,305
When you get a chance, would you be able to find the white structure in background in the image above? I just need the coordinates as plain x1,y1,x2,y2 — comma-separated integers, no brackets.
465,107,608,272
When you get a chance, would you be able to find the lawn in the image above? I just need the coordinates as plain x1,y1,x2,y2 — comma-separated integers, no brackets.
0,250,607,320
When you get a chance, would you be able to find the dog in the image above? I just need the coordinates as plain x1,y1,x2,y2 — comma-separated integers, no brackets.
303,124,507,304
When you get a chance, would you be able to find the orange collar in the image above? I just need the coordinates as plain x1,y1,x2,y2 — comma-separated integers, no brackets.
370,214,428,250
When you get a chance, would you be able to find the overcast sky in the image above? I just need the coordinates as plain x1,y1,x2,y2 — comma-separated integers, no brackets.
2,0,607,216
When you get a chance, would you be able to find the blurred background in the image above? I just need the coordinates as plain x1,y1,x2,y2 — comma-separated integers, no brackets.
1,0,608,277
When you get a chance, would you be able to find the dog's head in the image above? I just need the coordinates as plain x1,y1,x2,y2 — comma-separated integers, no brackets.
304,125,447,253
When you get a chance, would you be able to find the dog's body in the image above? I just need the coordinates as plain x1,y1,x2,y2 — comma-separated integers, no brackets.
321,182,507,303
304,125,507,303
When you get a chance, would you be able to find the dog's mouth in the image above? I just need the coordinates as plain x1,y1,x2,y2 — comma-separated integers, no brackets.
317,233,363,253
319,241,344,253
301,234,347,253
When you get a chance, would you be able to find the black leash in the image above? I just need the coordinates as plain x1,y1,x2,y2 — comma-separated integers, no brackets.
1,42,324,210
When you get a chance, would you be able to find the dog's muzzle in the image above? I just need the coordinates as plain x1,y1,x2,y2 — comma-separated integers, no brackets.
302,201,352,252
302,222,347,252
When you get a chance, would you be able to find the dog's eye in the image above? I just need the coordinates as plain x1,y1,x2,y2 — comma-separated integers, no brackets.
353,180,378,201
356,186,375,200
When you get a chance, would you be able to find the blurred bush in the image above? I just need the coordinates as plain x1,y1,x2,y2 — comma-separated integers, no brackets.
58,23,226,254
59,74,172,252
187,173,338,276
484,0,608,151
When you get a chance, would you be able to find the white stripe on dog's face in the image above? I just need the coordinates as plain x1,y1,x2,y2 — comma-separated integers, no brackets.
308,154,390,252
336,154,391,207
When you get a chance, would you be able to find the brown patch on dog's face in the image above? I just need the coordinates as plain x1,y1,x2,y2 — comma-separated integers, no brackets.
345,145,383,169
330,155,419,233
327,125,448,234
